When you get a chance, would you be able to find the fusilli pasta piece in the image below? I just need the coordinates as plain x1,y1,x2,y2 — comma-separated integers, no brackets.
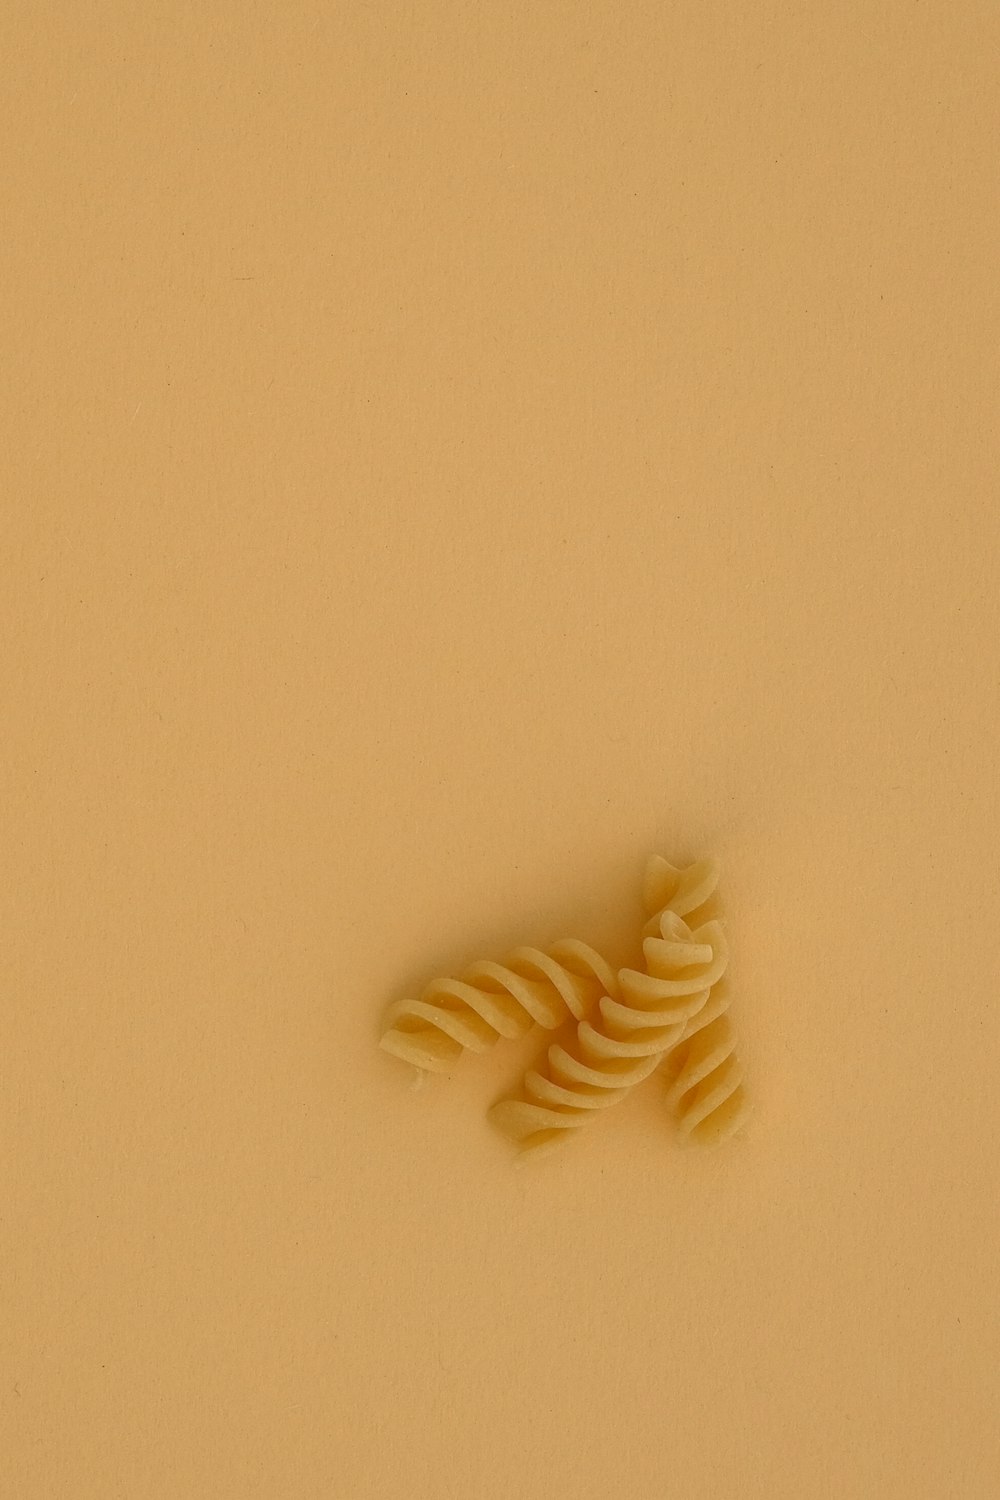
661,981,749,1144
645,855,750,1145
489,911,728,1155
642,854,721,936
380,940,618,1075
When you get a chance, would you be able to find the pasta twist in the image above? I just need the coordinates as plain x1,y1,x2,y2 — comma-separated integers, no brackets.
661,986,750,1145
489,910,728,1155
380,940,618,1075
642,854,721,935
645,855,749,1146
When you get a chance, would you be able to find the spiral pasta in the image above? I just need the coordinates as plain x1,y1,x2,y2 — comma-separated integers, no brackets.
380,940,618,1075
661,984,749,1145
645,856,749,1146
489,911,728,1155
642,854,721,935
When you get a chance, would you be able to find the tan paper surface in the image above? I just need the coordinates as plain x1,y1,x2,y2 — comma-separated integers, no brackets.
4,5,998,1495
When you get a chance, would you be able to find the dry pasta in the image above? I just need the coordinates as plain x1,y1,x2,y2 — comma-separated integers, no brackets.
489,910,728,1155
644,855,749,1146
380,939,618,1075
661,987,749,1144
642,854,721,936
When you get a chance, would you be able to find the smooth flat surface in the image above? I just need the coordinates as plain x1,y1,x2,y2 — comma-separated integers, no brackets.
3,4,998,1496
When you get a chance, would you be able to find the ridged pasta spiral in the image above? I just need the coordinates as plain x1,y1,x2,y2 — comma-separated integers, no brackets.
489,910,728,1155
661,986,749,1145
644,855,749,1146
641,854,721,936
379,940,618,1075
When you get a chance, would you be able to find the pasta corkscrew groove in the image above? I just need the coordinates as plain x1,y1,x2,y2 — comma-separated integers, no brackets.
380,940,618,1075
489,911,728,1155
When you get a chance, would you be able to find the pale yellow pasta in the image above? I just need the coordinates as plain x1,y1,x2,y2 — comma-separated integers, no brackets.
489,911,728,1155
645,855,750,1146
641,854,721,936
661,984,750,1145
379,939,618,1075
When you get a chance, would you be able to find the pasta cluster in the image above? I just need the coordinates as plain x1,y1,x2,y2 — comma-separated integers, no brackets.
379,856,750,1158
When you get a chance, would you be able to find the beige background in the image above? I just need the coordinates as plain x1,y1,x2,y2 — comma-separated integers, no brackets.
3,3,998,1496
